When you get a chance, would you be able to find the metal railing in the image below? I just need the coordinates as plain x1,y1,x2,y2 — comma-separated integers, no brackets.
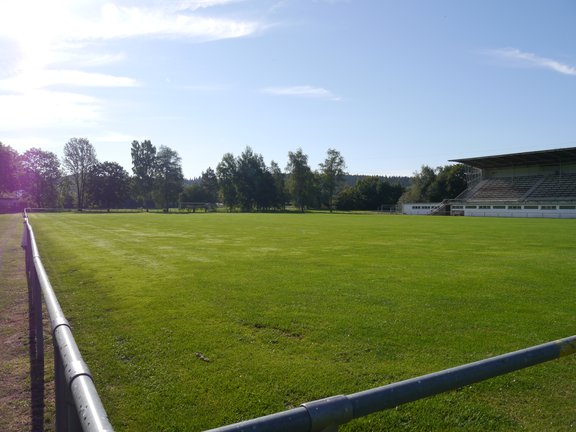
21,210,575,431
22,211,114,432
209,336,576,431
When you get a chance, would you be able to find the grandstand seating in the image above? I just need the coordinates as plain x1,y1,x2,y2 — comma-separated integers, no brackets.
462,176,542,201
459,173,576,201
529,173,576,200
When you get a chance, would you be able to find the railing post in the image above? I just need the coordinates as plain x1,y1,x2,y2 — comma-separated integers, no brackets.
55,347,66,431
55,347,83,431
32,263,45,431
23,220,45,432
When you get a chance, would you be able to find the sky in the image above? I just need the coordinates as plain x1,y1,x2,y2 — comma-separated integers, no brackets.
1,0,575,179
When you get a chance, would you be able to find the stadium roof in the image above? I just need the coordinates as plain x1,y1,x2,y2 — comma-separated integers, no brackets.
450,147,576,169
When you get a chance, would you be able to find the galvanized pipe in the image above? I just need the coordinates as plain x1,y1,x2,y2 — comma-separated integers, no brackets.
26,233,44,432
347,336,576,418
207,336,576,432
23,214,114,432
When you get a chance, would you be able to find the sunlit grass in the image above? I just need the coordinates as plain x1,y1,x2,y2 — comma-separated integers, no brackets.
31,212,576,431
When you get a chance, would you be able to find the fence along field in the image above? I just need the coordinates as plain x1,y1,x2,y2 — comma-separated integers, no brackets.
29,212,576,431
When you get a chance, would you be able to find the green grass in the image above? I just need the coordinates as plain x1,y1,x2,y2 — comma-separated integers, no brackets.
30,212,576,431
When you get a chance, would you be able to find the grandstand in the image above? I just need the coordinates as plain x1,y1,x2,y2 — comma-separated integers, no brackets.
403,147,576,218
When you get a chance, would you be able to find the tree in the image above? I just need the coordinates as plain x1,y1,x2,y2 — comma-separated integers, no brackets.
180,184,211,203
256,168,277,211
398,165,436,203
319,148,346,212
286,148,314,212
335,177,403,211
216,153,238,211
399,164,467,203
88,162,130,211
19,148,61,207
180,167,219,206
131,140,157,211
200,167,219,203
58,176,75,209
154,145,184,212
235,147,269,211
63,137,98,210
270,161,287,210
428,164,467,201
334,185,359,210
0,142,20,194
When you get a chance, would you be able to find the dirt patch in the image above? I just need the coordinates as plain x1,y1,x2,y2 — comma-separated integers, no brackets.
0,214,31,431
0,215,54,431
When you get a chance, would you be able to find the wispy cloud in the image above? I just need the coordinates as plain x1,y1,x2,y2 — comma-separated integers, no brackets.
77,3,260,42
0,1,261,43
52,51,127,68
261,85,341,101
0,0,264,131
485,48,576,76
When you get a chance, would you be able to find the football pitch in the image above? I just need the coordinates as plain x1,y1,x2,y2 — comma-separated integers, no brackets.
30,212,576,431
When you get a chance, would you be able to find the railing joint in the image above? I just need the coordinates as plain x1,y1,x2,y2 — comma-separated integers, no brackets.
51,319,72,336
301,395,353,432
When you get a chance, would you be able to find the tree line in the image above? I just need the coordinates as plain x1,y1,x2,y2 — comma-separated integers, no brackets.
0,138,184,212
1,138,468,213
398,164,467,203
182,147,408,212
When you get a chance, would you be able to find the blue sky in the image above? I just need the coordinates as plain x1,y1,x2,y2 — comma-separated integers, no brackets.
1,0,575,178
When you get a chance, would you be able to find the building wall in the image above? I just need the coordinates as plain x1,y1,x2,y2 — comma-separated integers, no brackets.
402,202,576,218
450,203,576,219
402,203,443,215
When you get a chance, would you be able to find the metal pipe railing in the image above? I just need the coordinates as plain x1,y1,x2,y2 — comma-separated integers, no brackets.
22,212,114,432
207,336,576,432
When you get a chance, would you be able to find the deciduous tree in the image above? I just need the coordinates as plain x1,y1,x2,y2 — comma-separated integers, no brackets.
19,148,61,207
286,148,314,212
88,161,130,211
399,164,466,203
235,147,268,211
319,148,346,212
180,184,211,203
428,164,467,202
0,143,20,194
200,167,219,203
155,145,184,212
269,161,287,210
63,138,98,210
131,140,157,211
216,153,238,211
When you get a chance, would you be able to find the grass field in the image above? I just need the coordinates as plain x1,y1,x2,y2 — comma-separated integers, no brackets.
29,212,576,431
